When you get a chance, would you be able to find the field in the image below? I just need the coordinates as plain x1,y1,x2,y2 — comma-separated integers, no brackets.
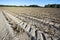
0,7,60,40
2,7,60,23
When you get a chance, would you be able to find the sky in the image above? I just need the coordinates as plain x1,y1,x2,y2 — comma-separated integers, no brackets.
0,0,60,6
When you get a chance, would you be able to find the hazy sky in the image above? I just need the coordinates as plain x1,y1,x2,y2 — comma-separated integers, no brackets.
0,0,60,6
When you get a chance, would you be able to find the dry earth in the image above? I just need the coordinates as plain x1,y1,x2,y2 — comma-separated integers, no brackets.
2,7,60,23
0,7,60,40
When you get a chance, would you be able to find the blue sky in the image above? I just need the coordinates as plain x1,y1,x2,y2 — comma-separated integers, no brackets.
0,0,60,6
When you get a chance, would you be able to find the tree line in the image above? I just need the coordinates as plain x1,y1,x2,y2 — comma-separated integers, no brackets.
0,5,42,7
0,4,60,8
45,4,60,8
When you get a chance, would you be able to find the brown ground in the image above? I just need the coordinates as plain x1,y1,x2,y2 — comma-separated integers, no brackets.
1,7,60,23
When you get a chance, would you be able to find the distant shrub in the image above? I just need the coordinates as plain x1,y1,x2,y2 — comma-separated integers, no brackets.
28,5,40,7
